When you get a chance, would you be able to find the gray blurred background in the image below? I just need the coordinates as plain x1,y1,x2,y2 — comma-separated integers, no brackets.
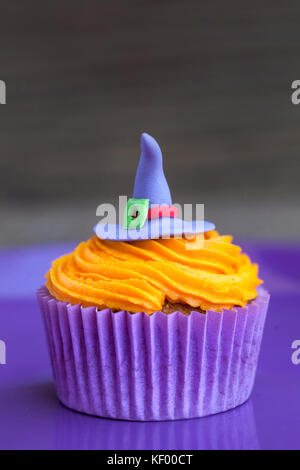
1,0,300,246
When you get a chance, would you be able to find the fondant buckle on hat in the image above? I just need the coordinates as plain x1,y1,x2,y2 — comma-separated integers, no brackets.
94,133,215,241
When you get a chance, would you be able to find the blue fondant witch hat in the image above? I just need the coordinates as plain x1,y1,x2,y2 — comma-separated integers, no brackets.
133,133,172,206
94,133,215,241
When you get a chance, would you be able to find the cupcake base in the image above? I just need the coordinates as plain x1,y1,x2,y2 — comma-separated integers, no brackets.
37,287,269,421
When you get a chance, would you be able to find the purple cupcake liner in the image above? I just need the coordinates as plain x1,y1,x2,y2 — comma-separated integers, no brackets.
37,286,269,421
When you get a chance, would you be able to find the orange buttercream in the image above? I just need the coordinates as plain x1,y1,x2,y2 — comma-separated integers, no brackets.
46,231,262,314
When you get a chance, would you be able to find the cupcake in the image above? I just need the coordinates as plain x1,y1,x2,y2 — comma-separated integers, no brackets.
37,133,269,421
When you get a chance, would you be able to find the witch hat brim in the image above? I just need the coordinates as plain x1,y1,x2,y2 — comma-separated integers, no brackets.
94,133,215,241
94,218,215,241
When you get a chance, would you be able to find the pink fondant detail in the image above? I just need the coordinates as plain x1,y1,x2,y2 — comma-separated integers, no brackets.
148,205,178,219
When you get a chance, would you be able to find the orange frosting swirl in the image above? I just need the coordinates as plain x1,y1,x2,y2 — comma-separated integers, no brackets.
46,231,262,314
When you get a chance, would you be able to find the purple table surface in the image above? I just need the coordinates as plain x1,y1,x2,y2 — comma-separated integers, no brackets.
0,238,300,450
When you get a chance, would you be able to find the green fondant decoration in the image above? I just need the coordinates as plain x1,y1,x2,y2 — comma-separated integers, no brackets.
124,198,149,230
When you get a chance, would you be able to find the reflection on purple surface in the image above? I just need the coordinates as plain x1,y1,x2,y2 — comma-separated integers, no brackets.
0,240,300,449
54,399,258,450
